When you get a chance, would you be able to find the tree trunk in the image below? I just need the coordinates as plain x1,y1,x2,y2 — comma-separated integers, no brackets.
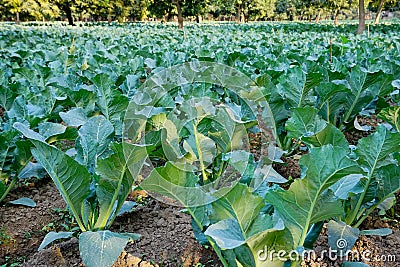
16,11,20,24
374,0,385,24
65,5,74,26
196,15,202,23
174,0,183,29
237,4,242,23
315,8,322,23
334,8,340,25
358,0,366,34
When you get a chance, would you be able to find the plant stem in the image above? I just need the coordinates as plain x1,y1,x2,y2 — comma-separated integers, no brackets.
354,204,378,228
340,79,366,130
193,122,208,182
346,164,377,226
0,176,18,203
394,107,400,132
284,142,300,157
100,165,127,230
188,208,229,267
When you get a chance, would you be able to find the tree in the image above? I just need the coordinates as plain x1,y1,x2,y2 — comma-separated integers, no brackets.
369,0,400,24
37,0,60,21
213,0,276,22
325,0,354,25
300,0,327,22
148,0,203,28
3,0,36,23
373,0,385,23
275,0,301,21
182,0,209,23
240,0,277,21
131,0,150,21
148,0,175,20
173,0,183,28
358,0,366,34
54,0,75,25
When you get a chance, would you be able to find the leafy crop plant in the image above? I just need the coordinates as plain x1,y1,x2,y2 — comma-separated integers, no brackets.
15,116,146,267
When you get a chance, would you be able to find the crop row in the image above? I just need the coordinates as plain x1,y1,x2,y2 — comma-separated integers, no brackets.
0,23,399,267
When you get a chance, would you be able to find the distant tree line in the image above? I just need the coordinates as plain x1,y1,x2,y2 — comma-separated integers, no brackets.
0,0,399,30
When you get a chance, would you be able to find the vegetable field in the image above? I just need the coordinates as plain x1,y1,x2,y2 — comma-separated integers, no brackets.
0,22,400,267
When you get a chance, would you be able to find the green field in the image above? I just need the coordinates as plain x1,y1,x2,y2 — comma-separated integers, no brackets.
1,22,400,267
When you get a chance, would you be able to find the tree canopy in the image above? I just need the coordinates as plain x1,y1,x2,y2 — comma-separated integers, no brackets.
0,0,399,27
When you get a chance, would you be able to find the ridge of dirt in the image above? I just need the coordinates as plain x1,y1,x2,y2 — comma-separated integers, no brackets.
2,179,221,267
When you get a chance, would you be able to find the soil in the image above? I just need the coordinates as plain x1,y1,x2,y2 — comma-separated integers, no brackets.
274,156,301,179
1,179,220,267
344,116,383,145
0,178,66,265
0,105,4,119
248,131,302,180
110,199,221,267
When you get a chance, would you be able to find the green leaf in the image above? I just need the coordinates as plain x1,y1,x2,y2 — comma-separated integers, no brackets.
375,164,400,204
9,197,36,207
91,74,128,133
46,127,78,144
205,184,286,265
0,181,6,199
18,162,46,179
342,68,385,125
286,107,327,139
265,145,362,248
277,66,319,108
212,184,265,233
356,125,400,171
392,80,400,89
76,116,114,173
8,96,28,119
38,122,67,140
38,231,74,251
116,201,137,216
231,245,256,267
328,220,360,252
139,161,215,207
120,232,140,241
183,130,217,168
13,67,36,84
303,222,324,249
345,126,400,226
342,262,370,267
205,218,246,249
205,214,285,257
329,174,364,200
0,86,16,111
59,108,88,127
30,141,91,231
315,81,350,125
302,123,348,149
378,106,400,132
13,140,34,173
94,143,147,229
360,228,392,236
13,122,46,142
79,230,130,267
